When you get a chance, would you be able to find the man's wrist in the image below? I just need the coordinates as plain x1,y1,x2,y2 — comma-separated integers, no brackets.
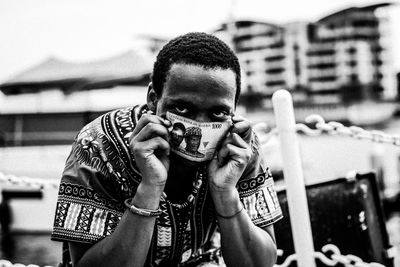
132,182,165,210
211,188,242,218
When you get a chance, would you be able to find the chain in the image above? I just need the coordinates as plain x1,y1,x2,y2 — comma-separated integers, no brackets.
0,171,59,190
0,244,388,267
304,115,400,146
275,244,387,267
0,114,397,266
254,114,400,146
1,114,397,190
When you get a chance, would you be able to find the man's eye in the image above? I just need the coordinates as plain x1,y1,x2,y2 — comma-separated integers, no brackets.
175,106,188,114
213,111,228,118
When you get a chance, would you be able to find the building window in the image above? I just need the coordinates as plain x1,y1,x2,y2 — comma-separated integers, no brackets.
307,50,335,56
265,68,284,74
265,81,285,86
295,59,301,76
347,47,356,54
309,76,336,82
373,59,383,66
348,60,357,67
352,20,378,28
264,55,285,62
308,63,335,69
350,74,359,82
373,46,383,53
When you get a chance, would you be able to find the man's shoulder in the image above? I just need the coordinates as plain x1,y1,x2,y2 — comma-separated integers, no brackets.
70,104,146,169
67,105,145,198
75,104,146,139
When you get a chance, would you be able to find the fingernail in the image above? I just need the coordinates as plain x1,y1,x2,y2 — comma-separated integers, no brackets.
163,118,171,126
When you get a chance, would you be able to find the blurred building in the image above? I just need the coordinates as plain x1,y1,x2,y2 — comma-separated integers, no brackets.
213,2,397,106
0,50,153,147
214,21,287,97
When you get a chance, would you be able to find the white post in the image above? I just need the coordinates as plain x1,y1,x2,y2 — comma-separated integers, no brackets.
272,89,316,267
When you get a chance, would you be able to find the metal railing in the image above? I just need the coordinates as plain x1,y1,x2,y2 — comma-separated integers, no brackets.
1,90,399,266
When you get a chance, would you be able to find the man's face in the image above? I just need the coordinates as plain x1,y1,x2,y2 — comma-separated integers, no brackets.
171,128,184,146
151,63,236,123
185,135,201,153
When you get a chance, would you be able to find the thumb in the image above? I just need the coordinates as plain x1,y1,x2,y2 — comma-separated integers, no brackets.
159,152,170,171
208,156,219,173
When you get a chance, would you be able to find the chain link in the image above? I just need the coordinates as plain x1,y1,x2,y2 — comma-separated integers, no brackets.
304,114,400,146
0,113,397,266
276,244,387,267
255,114,400,147
0,244,388,267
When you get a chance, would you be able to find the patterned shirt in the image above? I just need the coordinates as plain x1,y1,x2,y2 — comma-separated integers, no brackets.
51,105,283,266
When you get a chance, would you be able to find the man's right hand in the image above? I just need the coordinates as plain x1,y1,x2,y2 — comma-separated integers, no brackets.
129,111,171,188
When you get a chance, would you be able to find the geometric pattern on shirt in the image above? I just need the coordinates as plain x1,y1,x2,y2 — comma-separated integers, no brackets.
74,114,138,200
155,247,171,265
52,184,124,243
51,105,284,266
103,107,143,182
240,172,283,228
157,226,172,247
54,201,69,228
237,169,272,197
57,183,124,211
159,200,171,226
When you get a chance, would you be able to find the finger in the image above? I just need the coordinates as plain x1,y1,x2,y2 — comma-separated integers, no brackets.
133,122,170,143
230,133,249,149
224,144,251,166
217,131,235,153
133,136,170,156
150,111,172,127
231,119,252,137
131,114,170,140
219,132,247,150
216,143,230,166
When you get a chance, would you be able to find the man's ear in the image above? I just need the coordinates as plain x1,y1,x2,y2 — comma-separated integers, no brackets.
147,82,158,112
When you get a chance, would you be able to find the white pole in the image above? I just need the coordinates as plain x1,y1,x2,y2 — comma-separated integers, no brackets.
272,89,316,267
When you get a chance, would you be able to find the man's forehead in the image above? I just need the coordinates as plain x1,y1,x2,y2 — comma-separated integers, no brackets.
162,63,236,102
167,63,235,79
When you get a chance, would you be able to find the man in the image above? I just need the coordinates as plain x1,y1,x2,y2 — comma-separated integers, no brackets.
183,127,204,158
170,122,186,148
51,32,282,267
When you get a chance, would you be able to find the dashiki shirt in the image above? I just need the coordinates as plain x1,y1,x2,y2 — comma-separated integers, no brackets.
51,105,283,267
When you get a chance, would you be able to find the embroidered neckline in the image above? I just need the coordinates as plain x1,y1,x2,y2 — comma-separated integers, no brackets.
162,166,206,210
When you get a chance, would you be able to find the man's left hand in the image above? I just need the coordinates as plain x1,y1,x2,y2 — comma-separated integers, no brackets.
208,116,252,194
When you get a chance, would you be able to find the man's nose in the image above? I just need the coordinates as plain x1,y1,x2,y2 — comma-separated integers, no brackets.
194,113,210,122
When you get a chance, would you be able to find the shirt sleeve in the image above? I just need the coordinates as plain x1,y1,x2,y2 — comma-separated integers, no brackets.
236,130,283,228
51,119,128,244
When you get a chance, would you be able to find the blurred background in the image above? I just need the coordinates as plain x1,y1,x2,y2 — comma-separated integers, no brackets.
0,0,399,266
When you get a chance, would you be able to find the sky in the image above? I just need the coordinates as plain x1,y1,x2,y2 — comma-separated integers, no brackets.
0,0,399,83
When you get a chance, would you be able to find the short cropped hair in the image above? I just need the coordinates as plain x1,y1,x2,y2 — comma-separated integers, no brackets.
152,32,241,104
